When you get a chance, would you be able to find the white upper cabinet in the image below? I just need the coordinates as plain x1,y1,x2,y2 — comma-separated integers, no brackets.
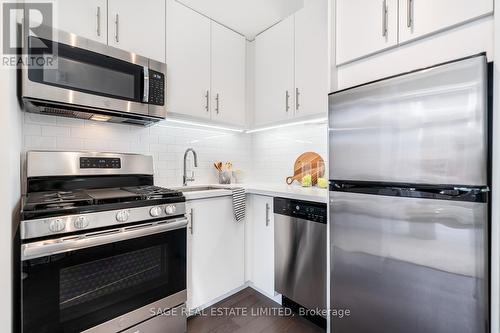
166,1,246,126
254,0,328,126
166,0,211,120
336,0,398,65
211,22,246,126
53,0,166,61
294,0,328,117
54,0,108,44
398,0,493,43
108,0,166,62
254,16,295,126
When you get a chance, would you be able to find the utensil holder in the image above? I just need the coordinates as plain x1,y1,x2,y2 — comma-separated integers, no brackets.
218,171,231,184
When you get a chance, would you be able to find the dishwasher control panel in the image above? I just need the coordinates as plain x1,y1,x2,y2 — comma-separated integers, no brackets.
274,198,327,224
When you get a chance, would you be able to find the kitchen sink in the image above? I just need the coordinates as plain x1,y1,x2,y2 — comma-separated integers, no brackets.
180,186,229,192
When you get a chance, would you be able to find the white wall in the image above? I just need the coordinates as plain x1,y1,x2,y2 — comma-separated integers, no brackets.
23,114,252,187
250,122,328,184
0,2,23,332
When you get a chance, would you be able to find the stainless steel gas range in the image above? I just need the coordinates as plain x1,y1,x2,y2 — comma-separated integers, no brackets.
20,151,187,333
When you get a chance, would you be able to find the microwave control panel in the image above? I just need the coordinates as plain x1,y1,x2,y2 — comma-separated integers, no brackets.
148,70,165,106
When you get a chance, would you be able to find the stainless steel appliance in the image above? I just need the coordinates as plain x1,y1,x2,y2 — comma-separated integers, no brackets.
329,54,489,333
274,198,327,320
20,151,187,333
21,27,166,125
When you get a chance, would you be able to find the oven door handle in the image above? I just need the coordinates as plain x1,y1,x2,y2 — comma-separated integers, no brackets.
22,217,188,261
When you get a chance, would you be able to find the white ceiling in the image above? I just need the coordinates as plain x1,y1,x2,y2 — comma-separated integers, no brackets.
175,0,304,39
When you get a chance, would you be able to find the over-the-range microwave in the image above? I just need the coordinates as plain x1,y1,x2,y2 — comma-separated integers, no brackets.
20,26,166,126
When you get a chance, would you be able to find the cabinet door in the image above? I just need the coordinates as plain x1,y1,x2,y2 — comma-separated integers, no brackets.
336,0,398,65
399,0,493,43
187,197,245,310
53,0,107,44
166,0,211,120
251,196,275,297
294,0,328,118
108,0,166,62
211,22,246,126
254,17,294,126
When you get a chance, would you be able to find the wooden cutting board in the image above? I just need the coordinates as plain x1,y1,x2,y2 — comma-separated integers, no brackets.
286,152,325,185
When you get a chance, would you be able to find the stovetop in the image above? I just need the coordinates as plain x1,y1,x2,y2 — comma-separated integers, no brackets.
22,185,184,220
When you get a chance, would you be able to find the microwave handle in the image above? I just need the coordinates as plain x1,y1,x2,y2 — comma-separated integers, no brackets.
22,217,188,261
143,67,149,103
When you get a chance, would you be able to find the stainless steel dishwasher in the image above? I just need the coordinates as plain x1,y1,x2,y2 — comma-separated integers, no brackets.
274,197,327,316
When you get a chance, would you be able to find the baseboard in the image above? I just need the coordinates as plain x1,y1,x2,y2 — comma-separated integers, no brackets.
188,283,250,317
247,282,282,304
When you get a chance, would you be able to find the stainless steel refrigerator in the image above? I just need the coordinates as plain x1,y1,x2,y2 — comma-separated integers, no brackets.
328,55,489,333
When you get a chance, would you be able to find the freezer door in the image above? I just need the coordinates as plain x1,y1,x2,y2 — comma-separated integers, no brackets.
330,191,488,333
329,55,488,186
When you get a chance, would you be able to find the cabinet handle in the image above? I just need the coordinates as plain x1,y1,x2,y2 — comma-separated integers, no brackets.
189,208,194,234
96,6,101,37
114,14,119,42
205,90,209,112
285,90,290,113
295,88,300,111
407,0,413,28
215,93,220,114
265,203,270,227
382,0,388,37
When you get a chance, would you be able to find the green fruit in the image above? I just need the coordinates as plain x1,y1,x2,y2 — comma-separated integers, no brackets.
302,174,312,187
317,178,328,189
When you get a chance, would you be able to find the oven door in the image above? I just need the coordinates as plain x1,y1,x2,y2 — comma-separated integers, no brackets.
22,33,151,117
21,219,187,333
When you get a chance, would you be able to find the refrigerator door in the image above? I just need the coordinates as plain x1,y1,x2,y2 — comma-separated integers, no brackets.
330,191,488,333
329,55,488,186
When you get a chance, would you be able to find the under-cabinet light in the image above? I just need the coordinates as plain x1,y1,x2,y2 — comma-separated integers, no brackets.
245,117,328,134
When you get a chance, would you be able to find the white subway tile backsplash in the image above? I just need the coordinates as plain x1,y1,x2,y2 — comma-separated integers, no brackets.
22,114,326,186
56,137,84,150
250,122,328,184
25,135,56,149
22,116,253,187
41,125,71,137
24,124,41,136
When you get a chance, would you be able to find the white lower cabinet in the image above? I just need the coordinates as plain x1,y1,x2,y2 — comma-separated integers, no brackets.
186,197,245,310
248,195,276,298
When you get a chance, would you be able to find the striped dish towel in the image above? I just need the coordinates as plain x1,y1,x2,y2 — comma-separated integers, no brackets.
232,188,246,222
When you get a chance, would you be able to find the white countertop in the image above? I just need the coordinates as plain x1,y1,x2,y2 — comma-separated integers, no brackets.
177,183,328,203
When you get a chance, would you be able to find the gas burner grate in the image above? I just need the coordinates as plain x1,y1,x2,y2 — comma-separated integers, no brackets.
24,190,94,212
122,186,183,199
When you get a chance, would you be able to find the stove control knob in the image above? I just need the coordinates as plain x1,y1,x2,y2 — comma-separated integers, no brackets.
74,216,89,229
49,219,65,233
150,206,163,217
116,210,130,223
165,205,176,215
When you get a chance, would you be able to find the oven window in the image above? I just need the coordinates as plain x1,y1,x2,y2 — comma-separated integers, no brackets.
59,245,163,310
22,228,186,333
27,36,143,102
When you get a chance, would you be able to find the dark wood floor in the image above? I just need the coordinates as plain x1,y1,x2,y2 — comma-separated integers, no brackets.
187,288,325,333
